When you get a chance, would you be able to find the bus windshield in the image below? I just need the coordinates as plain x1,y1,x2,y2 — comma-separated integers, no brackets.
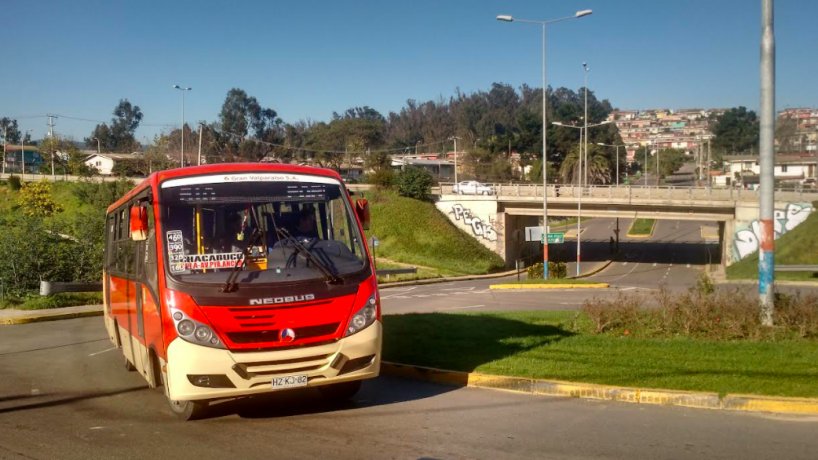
159,173,368,286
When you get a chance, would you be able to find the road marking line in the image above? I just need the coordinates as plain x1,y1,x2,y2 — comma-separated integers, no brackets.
88,347,116,357
444,304,486,310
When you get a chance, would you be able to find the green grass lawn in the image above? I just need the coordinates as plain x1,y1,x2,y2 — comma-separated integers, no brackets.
627,218,655,236
366,190,504,275
383,311,818,398
728,202,818,280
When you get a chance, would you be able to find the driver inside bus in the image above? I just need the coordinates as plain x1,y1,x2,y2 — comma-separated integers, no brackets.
215,211,247,252
294,206,319,239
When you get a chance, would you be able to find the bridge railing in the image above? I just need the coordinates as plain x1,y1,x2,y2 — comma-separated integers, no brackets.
438,182,818,203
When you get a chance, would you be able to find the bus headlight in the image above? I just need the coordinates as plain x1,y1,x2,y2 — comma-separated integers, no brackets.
345,295,378,337
170,308,225,349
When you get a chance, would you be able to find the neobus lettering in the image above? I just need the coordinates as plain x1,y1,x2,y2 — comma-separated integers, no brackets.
249,294,316,305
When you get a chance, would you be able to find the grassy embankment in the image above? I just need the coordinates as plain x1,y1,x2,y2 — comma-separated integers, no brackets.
365,190,504,282
384,310,818,398
727,204,818,281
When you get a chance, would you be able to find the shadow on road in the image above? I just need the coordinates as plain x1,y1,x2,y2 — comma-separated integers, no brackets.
0,386,147,415
547,240,721,265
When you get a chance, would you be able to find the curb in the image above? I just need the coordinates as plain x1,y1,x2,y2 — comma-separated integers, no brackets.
381,362,818,416
626,219,656,239
716,279,818,287
571,259,615,279
379,268,523,288
489,283,609,290
0,308,103,325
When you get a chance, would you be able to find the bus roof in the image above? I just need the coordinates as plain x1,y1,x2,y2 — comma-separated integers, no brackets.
106,163,345,214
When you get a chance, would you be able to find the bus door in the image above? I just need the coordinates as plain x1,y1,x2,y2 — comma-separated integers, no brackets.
130,197,161,383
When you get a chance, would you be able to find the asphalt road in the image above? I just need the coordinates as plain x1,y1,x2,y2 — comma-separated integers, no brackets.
381,218,718,315
2,316,817,459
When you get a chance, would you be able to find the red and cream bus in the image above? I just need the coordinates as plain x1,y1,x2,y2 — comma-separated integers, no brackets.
103,163,380,420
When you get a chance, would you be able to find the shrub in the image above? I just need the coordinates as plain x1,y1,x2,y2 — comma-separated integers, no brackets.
526,262,567,279
580,282,818,341
366,169,395,190
8,175,21,191
396,167,434,201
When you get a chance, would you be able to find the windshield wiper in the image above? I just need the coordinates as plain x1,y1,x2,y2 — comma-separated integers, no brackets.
275,227,342,284
220,227,262,293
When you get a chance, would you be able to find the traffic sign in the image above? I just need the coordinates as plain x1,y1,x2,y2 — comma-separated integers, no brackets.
542,232,565,244
524,226,551,242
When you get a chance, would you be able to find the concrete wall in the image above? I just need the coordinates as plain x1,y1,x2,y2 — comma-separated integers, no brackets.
435,198,501,254
726,201,814,265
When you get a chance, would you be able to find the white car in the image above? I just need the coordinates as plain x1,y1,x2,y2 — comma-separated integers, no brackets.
453,180,494,195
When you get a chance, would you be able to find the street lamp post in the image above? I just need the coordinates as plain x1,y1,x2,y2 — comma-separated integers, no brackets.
497,8,592,279
93,137,101,155
553,120,609,276
173,84,192,167
583,62,590,190
596,143,624,186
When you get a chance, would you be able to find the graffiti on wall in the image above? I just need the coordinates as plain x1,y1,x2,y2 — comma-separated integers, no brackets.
451,204,497,242
733,202,813,260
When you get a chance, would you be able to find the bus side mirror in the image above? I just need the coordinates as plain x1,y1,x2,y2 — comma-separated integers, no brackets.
130,205,149,241
355,198,370,231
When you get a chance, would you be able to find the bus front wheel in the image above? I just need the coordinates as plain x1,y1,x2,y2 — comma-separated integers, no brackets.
168,398,208,421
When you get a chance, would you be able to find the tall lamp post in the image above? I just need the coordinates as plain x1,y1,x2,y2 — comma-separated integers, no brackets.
582,62,590,190
554,120,609,275
596,142,625,186
172,84,192,167
497,8,592,279
93,137,101,155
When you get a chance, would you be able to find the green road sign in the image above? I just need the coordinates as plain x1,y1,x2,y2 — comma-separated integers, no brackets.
542,232,565,244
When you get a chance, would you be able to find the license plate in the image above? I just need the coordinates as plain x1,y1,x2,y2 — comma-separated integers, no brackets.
271,374,308,390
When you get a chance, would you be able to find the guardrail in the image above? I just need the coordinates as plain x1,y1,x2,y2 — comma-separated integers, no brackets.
437,182,818,203
40,281,102,296
774,265,818,272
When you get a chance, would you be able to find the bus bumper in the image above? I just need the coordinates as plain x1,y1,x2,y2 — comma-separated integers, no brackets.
165,321,382,402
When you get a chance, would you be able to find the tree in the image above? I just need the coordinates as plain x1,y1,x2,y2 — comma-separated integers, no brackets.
17,181,64,217
86,99,144,153
775,115,800,153
218,88,283,160
1,117,22,144
710,106,759,158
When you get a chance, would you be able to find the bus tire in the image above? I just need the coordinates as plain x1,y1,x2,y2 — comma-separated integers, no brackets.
168,398,208,421
318,380,361,401
124,356,136,372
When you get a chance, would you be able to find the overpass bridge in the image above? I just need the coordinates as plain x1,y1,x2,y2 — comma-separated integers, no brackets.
434,184,818,268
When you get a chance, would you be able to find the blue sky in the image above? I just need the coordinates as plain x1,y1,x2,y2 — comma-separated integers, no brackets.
2,0,816,143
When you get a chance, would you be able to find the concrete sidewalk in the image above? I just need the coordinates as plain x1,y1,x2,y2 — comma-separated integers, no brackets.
0,304,103,325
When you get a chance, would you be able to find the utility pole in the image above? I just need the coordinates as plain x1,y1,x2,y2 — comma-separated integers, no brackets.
197,123,204,166
47,114,57,177
758,0,776,325
2,126,6,176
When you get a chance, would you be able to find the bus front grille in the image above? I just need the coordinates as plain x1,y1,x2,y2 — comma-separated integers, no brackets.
225,322,340,345
232,352,335,379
